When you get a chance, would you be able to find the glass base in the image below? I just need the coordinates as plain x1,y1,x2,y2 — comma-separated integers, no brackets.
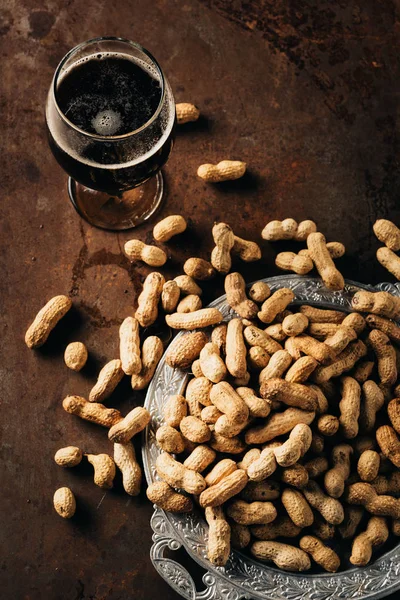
68,172,164,230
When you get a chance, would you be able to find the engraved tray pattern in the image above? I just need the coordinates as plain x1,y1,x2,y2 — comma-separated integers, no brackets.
142,276,400,600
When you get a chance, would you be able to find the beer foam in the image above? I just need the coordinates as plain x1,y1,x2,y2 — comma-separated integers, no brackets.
91,109,122,135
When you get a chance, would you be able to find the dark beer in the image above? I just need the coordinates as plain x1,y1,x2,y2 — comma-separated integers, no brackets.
47,53,175,194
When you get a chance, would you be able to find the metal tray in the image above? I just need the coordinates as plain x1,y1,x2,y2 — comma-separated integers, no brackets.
142,275,400,600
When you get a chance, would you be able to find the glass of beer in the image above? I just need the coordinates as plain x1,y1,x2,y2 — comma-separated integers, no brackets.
46,37,176,230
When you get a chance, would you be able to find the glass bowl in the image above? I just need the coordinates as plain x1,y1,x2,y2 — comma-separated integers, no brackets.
142,275,400,600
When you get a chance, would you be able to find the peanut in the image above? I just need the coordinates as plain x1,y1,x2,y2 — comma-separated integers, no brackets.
201,405,222,424
347,482,400,518
376,425,400,468
205,506,231,566
311,433,325,454
176,102,200,124
251,516,301,540
350,516,389,566
227,500,277,525
236,387,271,418
135,272,165,327
300,535,340,572
258,288,295,324
210,431,246,454
388,398,400,433
300,305,345,324
352,290,400,320
54,446,83,467
249,281,271,303
324,444,353,498
211,324,227,354
174,275,202,296
64,342,88,371
176,294,202,313
247,448,277,482
184,257,215,281
224,319,247,378
370,472,400,496
166,308,223,330
205,459,237,487
324,326,357,355
245,407,315,445
307,233,344,290
244,325,282,355
264,323,286,342
63,395,122,428
300,241,345,260
259,349,292,384
183,445,216,472
156,452,206,495
304,481,344,524
309,384,329,414
198,160,246,182
114,441,142,496
161,280,180,313
282,313,309,337
146,481,193,512
237,448,261,471
232,235,261,262
163,394,188,427
260,379,318,411
368,329,397,385
199,342,226,383
373,219,400,250
124,239,167,267
180,416,211,443
317,414,339,436
275,252,313,275
282,488,314,527
339,506,364,538
312,517,336,540
86,453,116,489
313,340,367,383
186,376,213,408
274,424,312,467
366,314,400,344
230,522,251,549
119,317,141,376
251,540,311,572
89,359,124,403
108,406,151,443
153,215,187,242
156,425,185,454
166,331,207,369
304,456,329,479
339,376,361,439
199,469,248,507
25,295,72,348
292,335,335,364
354,361,375,383
248,346,270,370
285,356,318,383
357,450,380,482
210,381,249,424
53,487,76,519
131,336,163,389
261,218,298,241
240,480,280,502
211,222,234,273
279,464,309,489
224,273,258,320
376,247,400,281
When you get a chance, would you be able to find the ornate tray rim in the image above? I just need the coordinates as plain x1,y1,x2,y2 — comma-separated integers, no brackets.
142,275,400,600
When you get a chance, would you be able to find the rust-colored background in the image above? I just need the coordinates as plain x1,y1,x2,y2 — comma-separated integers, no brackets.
1,1,400,598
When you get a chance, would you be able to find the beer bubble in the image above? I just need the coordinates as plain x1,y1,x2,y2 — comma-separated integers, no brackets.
91,109,122,135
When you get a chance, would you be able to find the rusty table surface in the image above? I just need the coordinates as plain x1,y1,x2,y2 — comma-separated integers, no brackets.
2,0,400,598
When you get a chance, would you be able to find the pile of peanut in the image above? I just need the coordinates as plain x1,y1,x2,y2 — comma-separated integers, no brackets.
25,180,400,572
